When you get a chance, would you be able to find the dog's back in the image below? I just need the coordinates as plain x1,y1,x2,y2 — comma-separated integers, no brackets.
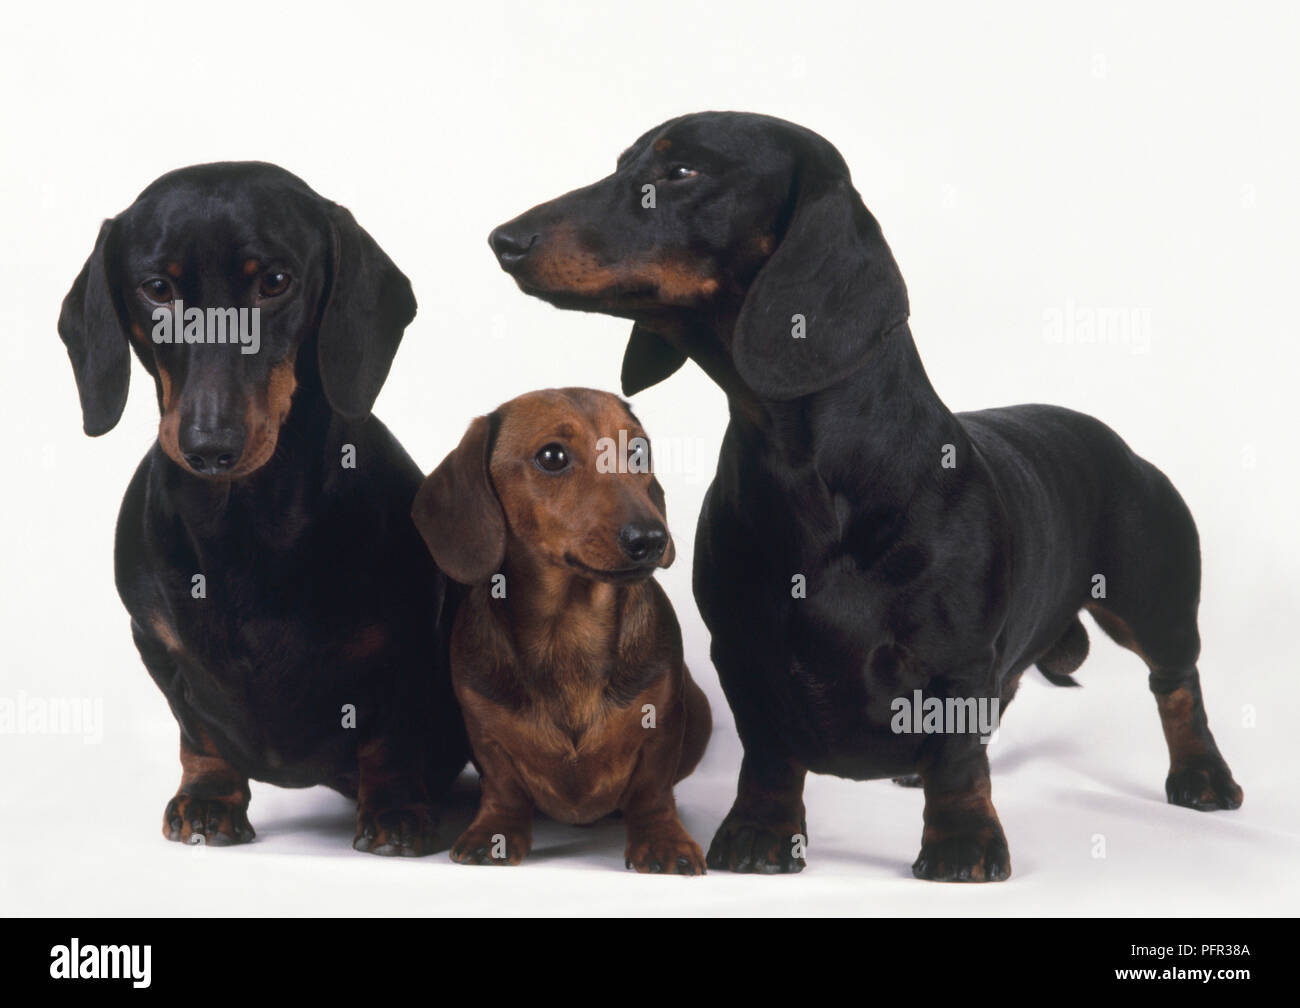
959,403,1195,673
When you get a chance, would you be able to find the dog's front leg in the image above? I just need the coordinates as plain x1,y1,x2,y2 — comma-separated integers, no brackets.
620,725,707,876
912,737,1010,882
450,739,535,866
621,786,706,876
706,752,808,873
131,619,256,847
162,727,255,847
352,737,440,857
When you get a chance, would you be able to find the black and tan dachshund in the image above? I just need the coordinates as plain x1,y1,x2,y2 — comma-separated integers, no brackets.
488,111,1243,881
59,162,467,854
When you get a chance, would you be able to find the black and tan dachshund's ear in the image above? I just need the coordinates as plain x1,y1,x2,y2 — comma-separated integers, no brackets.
412,414,505,585
621,324,688,397
58,219,131,436
733,180,909,401
318,204,417,420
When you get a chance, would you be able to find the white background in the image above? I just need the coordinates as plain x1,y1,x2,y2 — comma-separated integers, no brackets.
2,1,1296,916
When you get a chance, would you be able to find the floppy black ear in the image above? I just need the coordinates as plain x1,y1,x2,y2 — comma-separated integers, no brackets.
621,323,687,396
733,180,909,401
318,204,417,420
412,414,505,585
58,219,131,436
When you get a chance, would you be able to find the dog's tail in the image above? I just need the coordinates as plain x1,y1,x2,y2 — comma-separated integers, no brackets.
1036,616,1089,687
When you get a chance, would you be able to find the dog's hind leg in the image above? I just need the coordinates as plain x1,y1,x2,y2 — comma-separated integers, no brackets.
1086,466,1243,811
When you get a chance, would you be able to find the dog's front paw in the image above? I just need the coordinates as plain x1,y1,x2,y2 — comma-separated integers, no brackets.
1166,760,1244,811
163,794,255,846
625,824,706,876
353,805,439,857
912,823,1011,882
706,816,806,874
450,822,531,865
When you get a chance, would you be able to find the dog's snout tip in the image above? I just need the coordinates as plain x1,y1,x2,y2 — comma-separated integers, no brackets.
618,522,668,564
179,428,244,475
489,225,538,270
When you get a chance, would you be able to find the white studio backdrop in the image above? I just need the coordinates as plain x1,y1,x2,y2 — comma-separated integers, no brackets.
1,1,1296,916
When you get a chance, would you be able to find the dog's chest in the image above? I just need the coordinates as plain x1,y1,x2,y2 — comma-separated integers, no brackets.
468,679,646,825
699,469,944,763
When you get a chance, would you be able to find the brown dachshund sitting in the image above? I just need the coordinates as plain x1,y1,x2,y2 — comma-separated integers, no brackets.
412,388,711,874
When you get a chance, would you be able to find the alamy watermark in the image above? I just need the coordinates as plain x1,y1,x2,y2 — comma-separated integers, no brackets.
1043,299,1151,355
595,428,711,484
50,940,150,988
152,300,260,355
0,692,103,744
891,689,1000,744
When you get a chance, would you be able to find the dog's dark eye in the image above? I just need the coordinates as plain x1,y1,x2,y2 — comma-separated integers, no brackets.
259,271,291,298
668,165,699,181
140,278,175,305
534,443,570,473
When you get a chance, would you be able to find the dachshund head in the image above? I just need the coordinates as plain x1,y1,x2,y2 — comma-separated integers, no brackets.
488,111,909,402
412,388,673,587
58,162,415,478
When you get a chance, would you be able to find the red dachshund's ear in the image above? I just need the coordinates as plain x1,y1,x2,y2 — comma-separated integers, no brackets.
412,413,505,585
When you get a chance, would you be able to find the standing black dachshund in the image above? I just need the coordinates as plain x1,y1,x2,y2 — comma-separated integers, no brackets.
488,111,1243,881
59,163,466,854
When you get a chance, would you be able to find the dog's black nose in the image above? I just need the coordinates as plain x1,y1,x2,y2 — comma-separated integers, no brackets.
618,521,667,564
489,225,538,270
179,427,244,475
